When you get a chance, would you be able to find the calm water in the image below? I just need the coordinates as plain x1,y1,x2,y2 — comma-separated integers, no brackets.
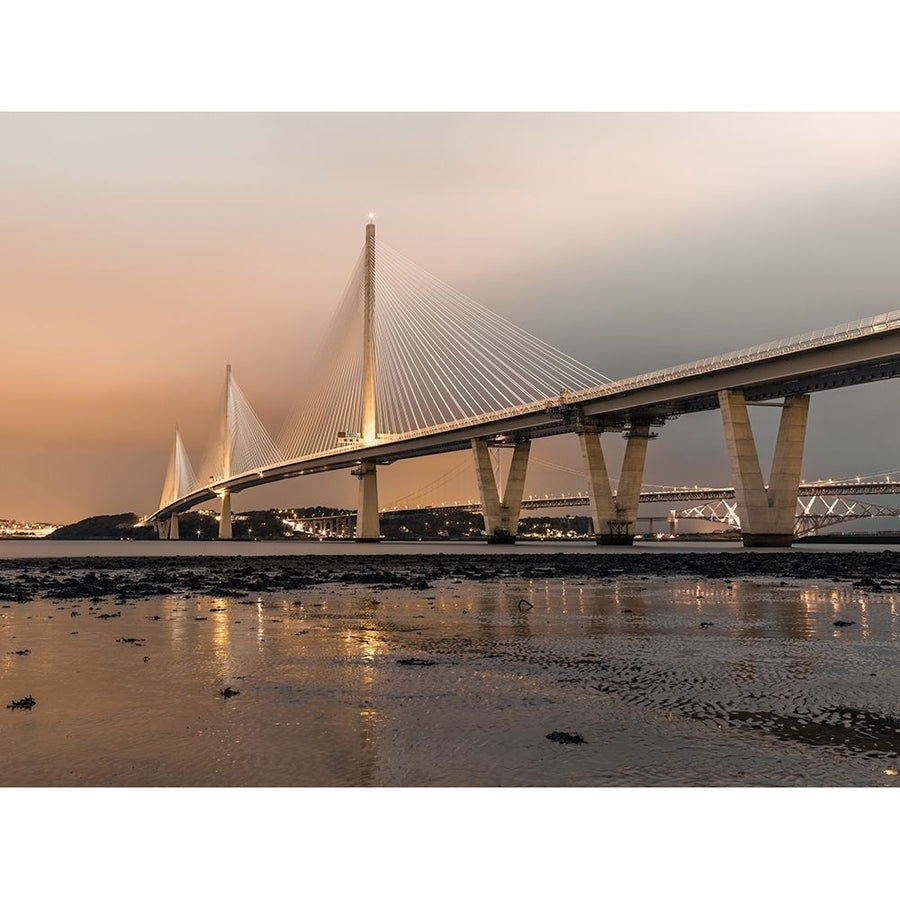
0,538,893,559
2,573,899,786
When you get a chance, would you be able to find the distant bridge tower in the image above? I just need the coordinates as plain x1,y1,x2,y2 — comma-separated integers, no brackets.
157,426,196,540
355,216,380,541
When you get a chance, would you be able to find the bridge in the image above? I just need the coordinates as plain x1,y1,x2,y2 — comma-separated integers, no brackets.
147,219,900,547
284,482,900,540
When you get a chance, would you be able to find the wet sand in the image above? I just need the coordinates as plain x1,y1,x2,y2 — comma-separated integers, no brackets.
2,553,900,786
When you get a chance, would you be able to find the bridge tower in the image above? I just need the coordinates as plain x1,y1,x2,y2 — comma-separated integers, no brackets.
157,426,196,540
718,390,809,547
218,364,233,540
355,217,380,541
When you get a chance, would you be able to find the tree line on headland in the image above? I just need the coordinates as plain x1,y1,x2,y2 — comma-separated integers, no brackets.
44,509,611,541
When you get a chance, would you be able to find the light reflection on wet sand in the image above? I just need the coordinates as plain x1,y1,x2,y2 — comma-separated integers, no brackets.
2,577,899,786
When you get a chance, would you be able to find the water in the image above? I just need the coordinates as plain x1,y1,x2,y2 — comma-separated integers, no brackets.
1,538,894,559
3,572,899,786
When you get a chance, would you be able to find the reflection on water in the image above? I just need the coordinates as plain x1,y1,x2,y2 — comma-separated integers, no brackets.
2,576,899,786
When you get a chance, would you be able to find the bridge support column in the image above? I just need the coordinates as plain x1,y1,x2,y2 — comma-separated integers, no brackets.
154,515,180,540
355,461,381,542
472,438,531,543
579,423,652,545
218,491,232,540
668,510,678,536
719,390,809,547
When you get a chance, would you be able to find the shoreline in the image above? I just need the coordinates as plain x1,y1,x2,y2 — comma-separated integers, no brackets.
3,550,900,602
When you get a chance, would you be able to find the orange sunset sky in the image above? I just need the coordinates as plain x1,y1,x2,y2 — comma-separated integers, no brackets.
4,112,900,524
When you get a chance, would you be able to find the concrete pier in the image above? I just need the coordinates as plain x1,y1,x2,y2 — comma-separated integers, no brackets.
579,423,653,545
218,491,232,540
355,461,381,541
472,438,531,543
719,390,809,547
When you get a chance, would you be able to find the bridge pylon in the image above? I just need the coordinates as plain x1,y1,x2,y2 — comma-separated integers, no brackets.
579,422,653,545
356,217,381,541
218,364,234,540
158,426,197,540
719,390,809,547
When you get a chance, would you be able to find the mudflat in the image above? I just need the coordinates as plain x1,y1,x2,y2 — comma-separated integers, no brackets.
3,549,900,600
2,552,899,786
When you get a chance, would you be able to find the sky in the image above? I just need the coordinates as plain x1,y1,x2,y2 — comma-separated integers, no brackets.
4,111,900,523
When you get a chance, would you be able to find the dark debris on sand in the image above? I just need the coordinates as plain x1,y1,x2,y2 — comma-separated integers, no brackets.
7,696,36,710
5,551,900,603
546,731,585,744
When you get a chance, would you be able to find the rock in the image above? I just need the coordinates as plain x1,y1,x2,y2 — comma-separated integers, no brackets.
546,731,585,744
220,687,240,699
700,622,714,628
7,695,36,710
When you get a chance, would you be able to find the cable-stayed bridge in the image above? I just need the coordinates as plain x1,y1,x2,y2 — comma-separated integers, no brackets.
147,219,900,547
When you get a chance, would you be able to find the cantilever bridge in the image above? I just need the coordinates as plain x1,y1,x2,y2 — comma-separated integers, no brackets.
148,219,900,547
288,482,900,540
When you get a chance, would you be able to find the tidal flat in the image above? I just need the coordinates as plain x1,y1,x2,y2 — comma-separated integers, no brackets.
2,552,899,787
